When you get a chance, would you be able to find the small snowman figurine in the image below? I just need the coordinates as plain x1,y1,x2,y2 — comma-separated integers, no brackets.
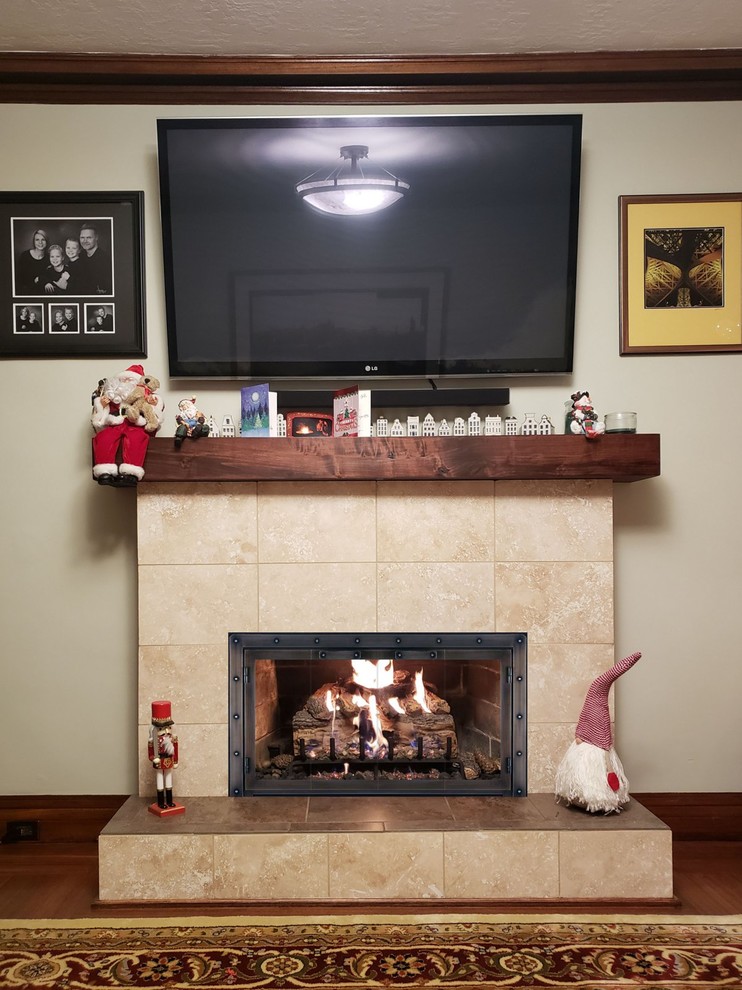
566,390,605,438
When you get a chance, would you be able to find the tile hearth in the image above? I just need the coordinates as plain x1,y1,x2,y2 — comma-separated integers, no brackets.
99,794,673,903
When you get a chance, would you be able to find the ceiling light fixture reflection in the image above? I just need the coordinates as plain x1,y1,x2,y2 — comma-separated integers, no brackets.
295,144,410,216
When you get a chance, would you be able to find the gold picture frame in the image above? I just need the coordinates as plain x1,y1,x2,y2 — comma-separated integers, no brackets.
619,193,742,355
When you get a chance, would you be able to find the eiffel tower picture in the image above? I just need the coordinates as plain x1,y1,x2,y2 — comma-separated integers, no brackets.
644,226,723,308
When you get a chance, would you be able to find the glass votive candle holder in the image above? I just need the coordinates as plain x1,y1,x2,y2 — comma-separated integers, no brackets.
604,411,637,434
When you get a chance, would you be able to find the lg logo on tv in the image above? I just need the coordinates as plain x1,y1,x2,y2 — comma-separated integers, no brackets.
365,365,379,372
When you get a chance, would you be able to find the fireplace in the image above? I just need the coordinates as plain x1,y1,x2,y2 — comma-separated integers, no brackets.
134,471,647,799
228,632,527,796
99,448,674,906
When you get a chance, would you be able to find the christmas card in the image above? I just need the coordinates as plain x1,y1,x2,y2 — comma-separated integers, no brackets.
240,384,278,437
333,385,371,437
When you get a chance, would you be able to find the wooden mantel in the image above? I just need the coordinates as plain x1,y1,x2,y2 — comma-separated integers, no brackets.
140,433,660,483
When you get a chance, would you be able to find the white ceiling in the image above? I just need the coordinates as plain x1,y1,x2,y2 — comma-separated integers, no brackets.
3,0,742,57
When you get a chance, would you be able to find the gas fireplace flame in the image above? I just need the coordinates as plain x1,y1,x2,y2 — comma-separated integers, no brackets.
388,697,405,715
368,694,387,757
325,688,338,735
351,657,395,690
414,670,431,713
351,692,368,708
359,693,387,759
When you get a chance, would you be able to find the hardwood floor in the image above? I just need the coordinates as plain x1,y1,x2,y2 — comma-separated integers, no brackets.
0,840,740,918
670,841,742,915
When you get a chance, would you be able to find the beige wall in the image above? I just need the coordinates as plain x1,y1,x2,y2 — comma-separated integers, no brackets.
1,100,741,794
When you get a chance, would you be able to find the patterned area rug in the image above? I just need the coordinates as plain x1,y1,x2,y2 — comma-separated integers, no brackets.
1,914,741,988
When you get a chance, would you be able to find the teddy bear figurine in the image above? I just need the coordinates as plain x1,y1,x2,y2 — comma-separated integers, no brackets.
123,374,162,433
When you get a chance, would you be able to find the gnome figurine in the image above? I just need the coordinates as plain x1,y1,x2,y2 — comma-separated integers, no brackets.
555,651,642,814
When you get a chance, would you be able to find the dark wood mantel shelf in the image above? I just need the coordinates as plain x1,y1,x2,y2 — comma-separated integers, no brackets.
140,433,660,483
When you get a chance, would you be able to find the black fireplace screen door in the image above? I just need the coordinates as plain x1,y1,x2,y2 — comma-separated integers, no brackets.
228,632,527,797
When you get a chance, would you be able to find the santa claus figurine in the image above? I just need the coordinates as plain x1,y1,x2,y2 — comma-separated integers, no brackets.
91,364,165,486
174,395,210,447
555,651,642,814
147,700,185,817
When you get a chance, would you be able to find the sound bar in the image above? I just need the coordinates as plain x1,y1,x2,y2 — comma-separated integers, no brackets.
277,388,510,411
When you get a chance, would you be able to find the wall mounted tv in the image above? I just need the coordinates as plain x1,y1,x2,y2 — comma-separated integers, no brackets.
157,113,582,380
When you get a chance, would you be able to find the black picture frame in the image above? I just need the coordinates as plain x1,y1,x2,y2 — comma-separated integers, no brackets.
0,191,146,358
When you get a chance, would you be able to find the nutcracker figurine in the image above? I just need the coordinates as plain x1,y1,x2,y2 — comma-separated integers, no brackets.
147,700,185,817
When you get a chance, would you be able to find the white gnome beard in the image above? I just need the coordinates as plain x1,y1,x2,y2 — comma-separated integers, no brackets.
555,740,629,814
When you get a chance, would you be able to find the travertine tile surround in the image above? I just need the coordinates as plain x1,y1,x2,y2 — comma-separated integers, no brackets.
136,479,616,797
111,490,674,905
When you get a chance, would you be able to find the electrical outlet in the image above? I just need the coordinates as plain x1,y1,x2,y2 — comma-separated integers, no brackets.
2,820,40,843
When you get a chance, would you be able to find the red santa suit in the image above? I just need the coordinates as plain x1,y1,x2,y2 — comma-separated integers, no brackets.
91,364,164,484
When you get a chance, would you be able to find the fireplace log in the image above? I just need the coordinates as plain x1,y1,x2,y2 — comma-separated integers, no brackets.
292,678,457,761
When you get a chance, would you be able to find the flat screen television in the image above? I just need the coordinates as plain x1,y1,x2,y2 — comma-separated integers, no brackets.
157,113,582,379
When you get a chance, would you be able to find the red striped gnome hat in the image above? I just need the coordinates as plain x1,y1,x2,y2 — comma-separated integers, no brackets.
575,652,642,750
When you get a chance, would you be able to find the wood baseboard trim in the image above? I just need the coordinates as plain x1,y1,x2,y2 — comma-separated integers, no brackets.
0,795,128,843
92,896,681,914
634,792,742,841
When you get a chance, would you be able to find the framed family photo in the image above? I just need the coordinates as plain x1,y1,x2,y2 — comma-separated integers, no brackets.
619,193,742,355
0,191,146,358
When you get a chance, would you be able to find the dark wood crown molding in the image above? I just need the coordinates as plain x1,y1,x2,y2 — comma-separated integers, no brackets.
0,50,741,104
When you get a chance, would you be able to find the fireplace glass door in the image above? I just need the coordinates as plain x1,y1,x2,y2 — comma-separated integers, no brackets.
229,633,527,796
